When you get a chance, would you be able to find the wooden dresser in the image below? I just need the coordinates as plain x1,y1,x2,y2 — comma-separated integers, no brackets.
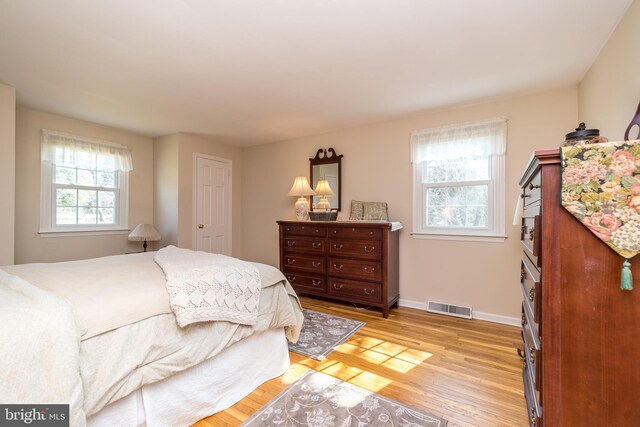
277,220,401,317
518,149,640,426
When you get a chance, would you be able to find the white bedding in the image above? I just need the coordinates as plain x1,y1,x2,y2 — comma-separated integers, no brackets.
0,251,303,427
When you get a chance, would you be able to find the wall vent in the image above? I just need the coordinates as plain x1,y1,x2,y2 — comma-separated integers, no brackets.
427,300,473,319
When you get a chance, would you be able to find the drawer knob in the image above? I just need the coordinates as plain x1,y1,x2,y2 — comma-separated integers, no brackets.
312,280,322,287
364,288,374,295
529,348,536,365
333,230,338,234
334,264,344,271
333,244,343,250
528,183,541,190
364,245,375,253
520,193,530,199
529,287,535,303
287,240,296,247
521,313,527,326
333,283,344,290
517,348,525,360
312,261,321,268
286,258,295,265
312,242,321,248
528,227,535,241
286,275,296,282
530,407,537,426
521,270,526,282
285,227,291,232
369,231,374,235
364,266,374,274
315,229,319,233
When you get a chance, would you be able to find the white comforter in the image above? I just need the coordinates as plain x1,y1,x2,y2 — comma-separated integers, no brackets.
0,252,303,427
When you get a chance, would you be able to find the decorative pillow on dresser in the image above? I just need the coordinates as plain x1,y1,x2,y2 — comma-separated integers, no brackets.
349,200,364,220
363,201,389,221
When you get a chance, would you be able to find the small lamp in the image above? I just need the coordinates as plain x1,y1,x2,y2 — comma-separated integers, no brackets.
287,176,315,221
314,179,334,211
128,223,161,252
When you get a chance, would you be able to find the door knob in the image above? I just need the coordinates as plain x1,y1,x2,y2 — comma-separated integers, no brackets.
198,224,204,229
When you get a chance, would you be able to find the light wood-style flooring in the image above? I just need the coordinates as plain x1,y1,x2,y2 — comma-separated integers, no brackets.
193,297,528,427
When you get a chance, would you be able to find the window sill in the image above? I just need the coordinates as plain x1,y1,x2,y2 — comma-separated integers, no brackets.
39,229,130,238
411,232,507,243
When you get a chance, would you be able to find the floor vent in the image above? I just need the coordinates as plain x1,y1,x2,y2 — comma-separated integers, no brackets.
427,300,473,319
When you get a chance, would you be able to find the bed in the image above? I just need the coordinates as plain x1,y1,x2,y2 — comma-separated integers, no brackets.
0,249,303,427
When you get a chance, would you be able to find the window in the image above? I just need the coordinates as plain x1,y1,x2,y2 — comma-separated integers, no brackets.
40,130,132,234
411,118,507,241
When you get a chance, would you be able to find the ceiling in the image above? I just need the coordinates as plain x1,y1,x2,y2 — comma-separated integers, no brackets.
0,1,632,146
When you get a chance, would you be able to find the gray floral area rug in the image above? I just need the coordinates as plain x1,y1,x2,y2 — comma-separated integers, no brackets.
241,370,448,426
288,309,365,360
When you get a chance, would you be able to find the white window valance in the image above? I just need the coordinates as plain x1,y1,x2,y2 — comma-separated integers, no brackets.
410,117,507,164
41,129,133,172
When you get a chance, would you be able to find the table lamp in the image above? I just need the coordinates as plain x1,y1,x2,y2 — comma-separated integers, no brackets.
128,223,161,252
314,179,334,211
288,176,315,221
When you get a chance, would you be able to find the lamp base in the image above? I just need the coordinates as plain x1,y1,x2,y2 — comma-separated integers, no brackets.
294,197,311,221
316,198,330,210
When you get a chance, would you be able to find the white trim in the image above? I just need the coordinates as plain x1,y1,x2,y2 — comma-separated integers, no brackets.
39,229,130,238
411,233,507,243
192,153,233,255
473,311,520,327
398,298,519,327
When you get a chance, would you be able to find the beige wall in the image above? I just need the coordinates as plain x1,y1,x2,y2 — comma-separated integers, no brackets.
14,107,154,263
242,87,578,320
177,133,243,258
153,134,180,247
579,0,639,140
0,83,16,265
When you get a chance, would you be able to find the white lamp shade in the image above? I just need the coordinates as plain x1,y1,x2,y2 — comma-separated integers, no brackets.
314,179,334,196
128,224,161,242
287,176,315,197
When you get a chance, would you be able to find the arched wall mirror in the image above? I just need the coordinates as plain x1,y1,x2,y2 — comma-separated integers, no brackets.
309,148,343,211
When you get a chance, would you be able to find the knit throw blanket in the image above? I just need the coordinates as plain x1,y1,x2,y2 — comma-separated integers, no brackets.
154,246,261,327
561,139,640,290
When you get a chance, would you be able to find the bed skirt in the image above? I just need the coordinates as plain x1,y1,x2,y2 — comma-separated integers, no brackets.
87,328,289,427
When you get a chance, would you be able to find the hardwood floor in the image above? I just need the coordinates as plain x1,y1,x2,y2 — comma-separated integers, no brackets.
193,297,529,427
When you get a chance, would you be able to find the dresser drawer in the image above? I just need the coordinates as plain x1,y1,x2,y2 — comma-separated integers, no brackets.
284,272,326,294
329,226,382,240
328,278,381,304
522,315,541,391
329,240,380,260
521,254,541,327
523,364,543,427
522,172,542,207
521,215,541,268
283,254,325,274
328,258,382,282
283,236,326,254
281,223,327,237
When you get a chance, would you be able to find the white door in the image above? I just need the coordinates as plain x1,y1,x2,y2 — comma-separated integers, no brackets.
194,154,232,255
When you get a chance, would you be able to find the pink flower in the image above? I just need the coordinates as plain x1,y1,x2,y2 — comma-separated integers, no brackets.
610,150,638,176
581,212,621,241
563,160,607,185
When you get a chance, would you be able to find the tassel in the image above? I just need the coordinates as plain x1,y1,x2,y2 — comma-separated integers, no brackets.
621,259,633,291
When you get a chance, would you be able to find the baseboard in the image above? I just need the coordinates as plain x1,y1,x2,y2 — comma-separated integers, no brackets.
398,298,520,327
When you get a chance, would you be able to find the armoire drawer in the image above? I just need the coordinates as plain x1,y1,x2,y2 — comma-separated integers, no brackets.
523,365,543,427
328,258,382,281
521,255,541,327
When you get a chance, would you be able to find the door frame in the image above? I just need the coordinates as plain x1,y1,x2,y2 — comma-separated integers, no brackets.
192,152,232,254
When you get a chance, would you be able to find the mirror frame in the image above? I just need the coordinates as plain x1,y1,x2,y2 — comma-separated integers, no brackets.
309,148,343,211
